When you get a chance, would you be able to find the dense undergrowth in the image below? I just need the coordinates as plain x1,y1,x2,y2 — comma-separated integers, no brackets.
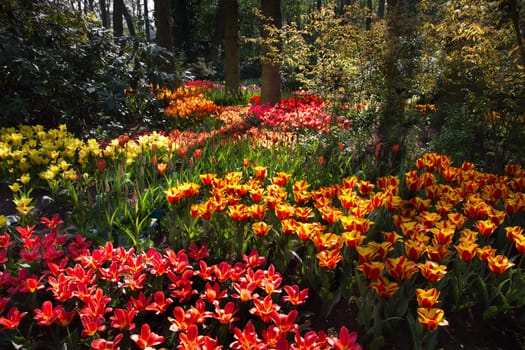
1,81,525,349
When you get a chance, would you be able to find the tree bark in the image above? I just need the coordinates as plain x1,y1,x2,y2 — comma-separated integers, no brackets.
144,0,150,41
99,0,109,28
122,1,136,37
154,0,173,51
377,0,385,19
209,0,225,62
224,0,240,94
366,0,372,30
507,0,525,67
113,0,124,37
260,0,282,104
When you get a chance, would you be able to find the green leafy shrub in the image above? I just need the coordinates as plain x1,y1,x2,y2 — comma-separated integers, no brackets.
0,0,174,136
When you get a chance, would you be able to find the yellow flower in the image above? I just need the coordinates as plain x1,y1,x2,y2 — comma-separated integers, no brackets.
13,195,34,216
0,215,6,227
417,308,448,332
8,182,21,193
19,173,31,185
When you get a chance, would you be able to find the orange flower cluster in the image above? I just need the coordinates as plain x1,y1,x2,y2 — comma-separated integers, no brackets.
156,86,220,120
414,104,437,116
166,152,525,332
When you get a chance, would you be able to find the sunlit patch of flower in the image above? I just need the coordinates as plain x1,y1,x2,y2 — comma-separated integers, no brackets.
246,94,351,133
156,84,221,121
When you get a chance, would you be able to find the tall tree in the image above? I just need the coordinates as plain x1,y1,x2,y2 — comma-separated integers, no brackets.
144,0,151,41
209,0,225,63
154,0,173,50
113,0,124,36
224,0,240,94
260,0,282,104
377,0,385,19
99,0,109,28
376,0,419,169
113,0,136,37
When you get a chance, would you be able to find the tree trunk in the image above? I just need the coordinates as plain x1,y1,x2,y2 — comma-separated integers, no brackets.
209,0,225,63
113,0,124,37
99,0,109,28
224,0,240,94
260,0,282,104
144,0,150,41
377,0,385,19
507,0,525,67
154,0,173,51
375,0,416,171
366,0,372,30
122,1,136,37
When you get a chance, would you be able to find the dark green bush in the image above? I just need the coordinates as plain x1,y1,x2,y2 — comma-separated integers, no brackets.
0,0,176,136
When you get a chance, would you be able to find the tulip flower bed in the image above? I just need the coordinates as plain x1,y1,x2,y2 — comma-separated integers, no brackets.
155,84,221,129
1,104,525,348
246,94,351,133
0,215,361,349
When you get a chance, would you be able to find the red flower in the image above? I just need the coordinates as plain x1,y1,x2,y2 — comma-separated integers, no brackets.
110,308,136,331
130,323,165,349
214,301,239,324
188,242,209,261
145,291,173,314
282,285,309,306
250,295,280,322
33,300,57,326
487,255,515,274
0,307,27,330
242,249,266,268
231,321,265,350
54,305,76,326
91,334,123,350
327,326,362,350
270,309,298,334
80,314,106,337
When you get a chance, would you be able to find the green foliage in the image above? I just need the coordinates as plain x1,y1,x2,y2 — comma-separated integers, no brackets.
0,0,176,136
417,0,525,170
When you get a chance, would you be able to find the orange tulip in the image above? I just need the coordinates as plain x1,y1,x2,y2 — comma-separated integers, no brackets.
369,276,400,298
312,232,343,251
505,226,524,243
416,288,440,308
477,245,496,262
251,221,272,237
356,245,379,263
227,204,249,221
356,261,385,280
342,230,365,248
385,256,419,280
417,308,448,332
513,234,525,255
272,172,292,186
454,241,478,262
280,218,299,235
404,239,427,260
474,219,497,237
418,260,447,283
318,206,343,225
274,203,295,220
487,255,515,274
248,204,267,221
294,207,314,222
429,227,455,245
426,244,451,263
249,188,265,202
253,165,267,180
316,249,344,269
